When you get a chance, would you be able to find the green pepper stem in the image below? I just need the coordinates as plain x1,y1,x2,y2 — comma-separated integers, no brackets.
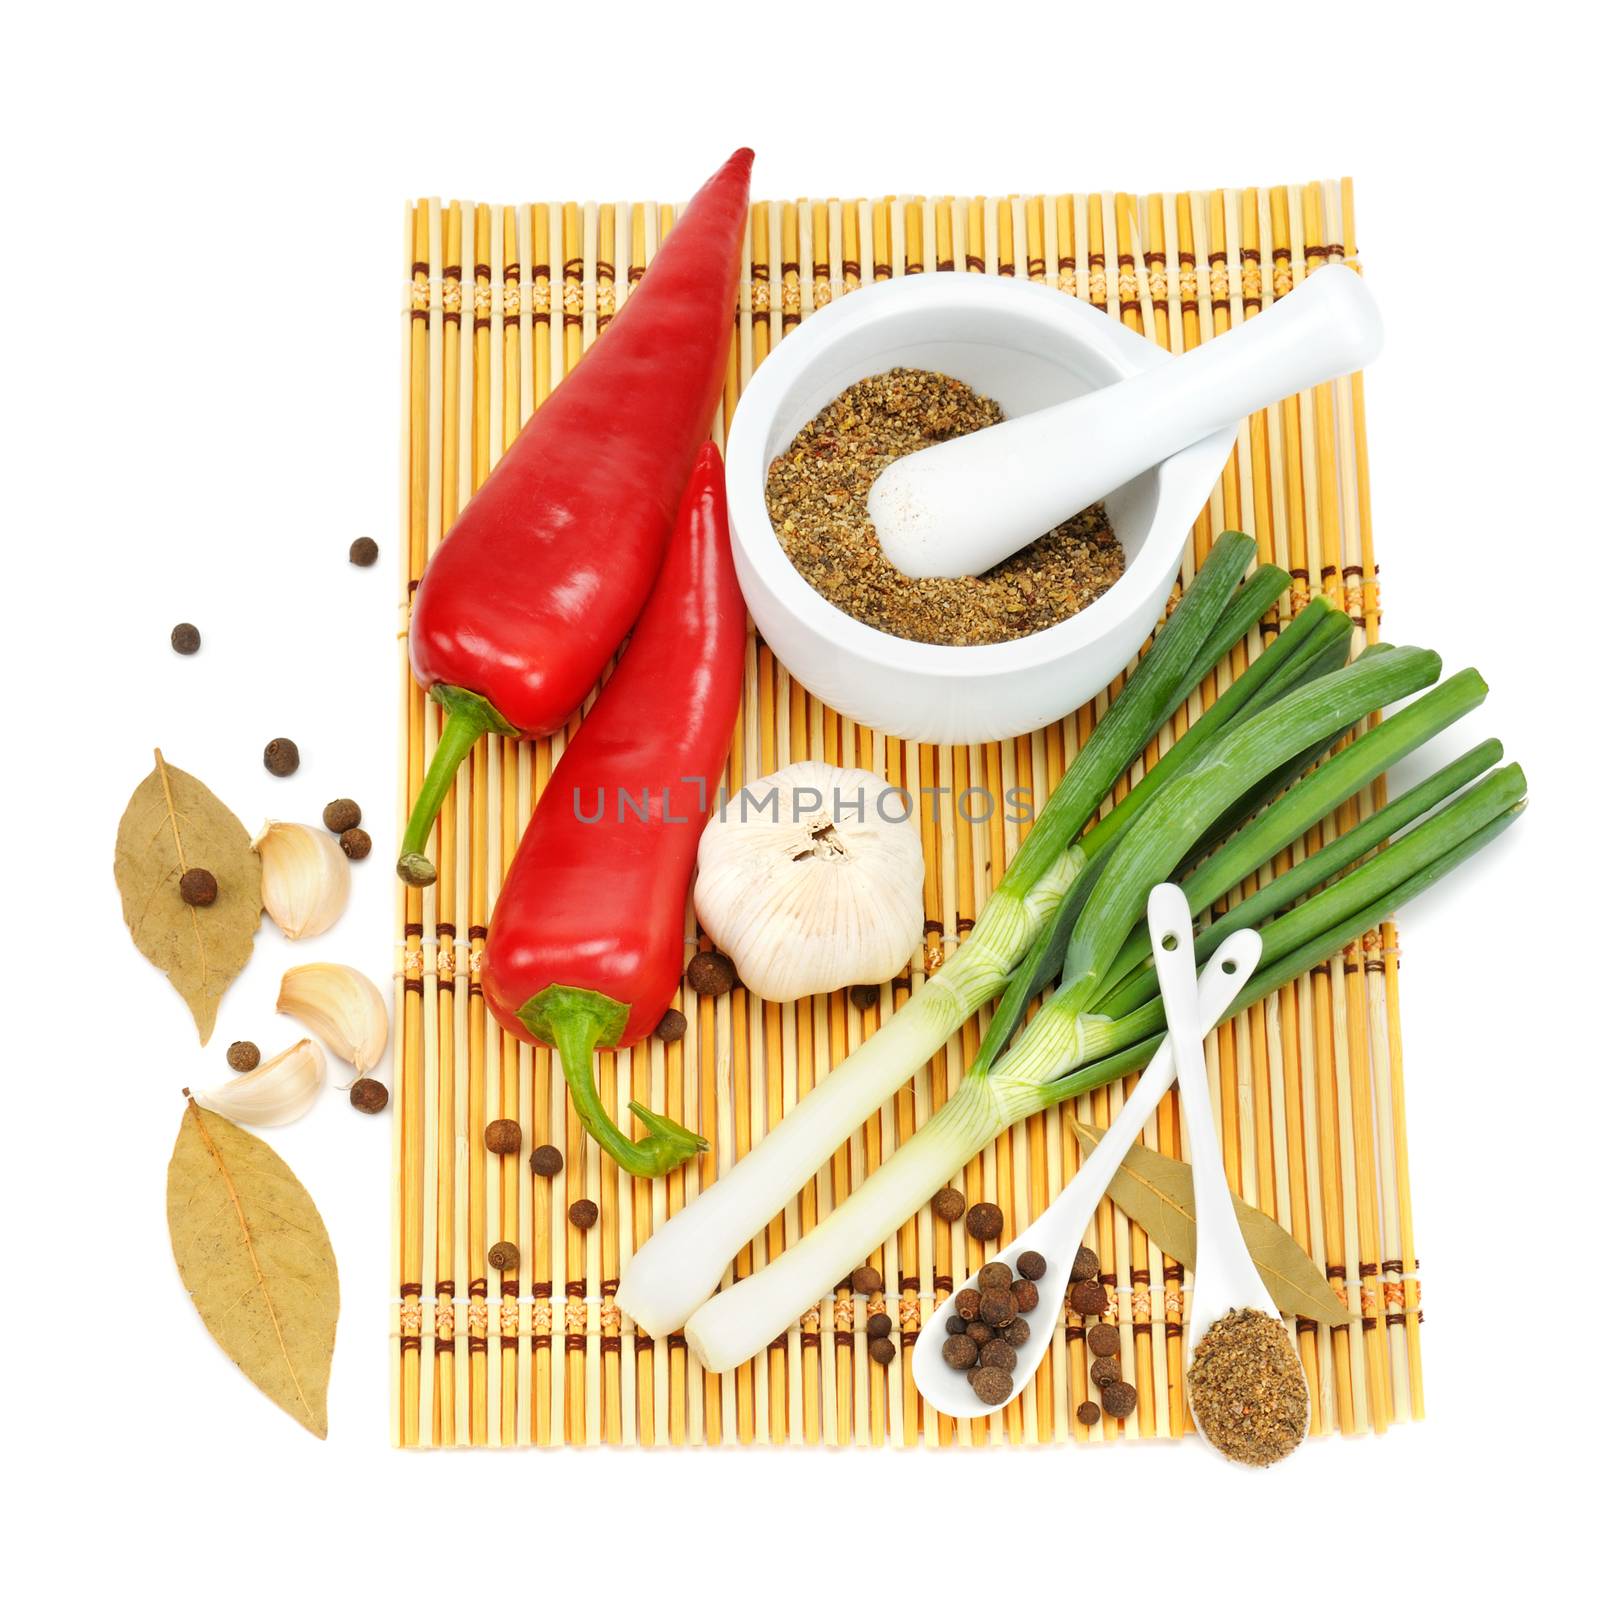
397,685,517,886
519,984,708,1179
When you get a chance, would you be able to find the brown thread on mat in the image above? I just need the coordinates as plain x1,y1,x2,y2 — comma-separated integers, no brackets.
633,1331,653,1351
601,1336,621,1354
667,1333,688,1351
965,252,985,271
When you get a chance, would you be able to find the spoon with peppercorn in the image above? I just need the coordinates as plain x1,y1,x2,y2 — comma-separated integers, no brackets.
913,921,1262,1420
1147,883,1309,1462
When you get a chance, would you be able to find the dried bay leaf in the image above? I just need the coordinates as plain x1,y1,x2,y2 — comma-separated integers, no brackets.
114,749,261,1043
167,1099,338,1436
1071,1118,1354,1325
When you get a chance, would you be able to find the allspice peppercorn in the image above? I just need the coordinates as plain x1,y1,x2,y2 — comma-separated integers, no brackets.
851,1265,883,1296
946,1316,968,1336
226,1040,261,1073
978,1339,1017,1374
1076,1401,1101,1427
1016,1250,1047,1281
263,737,300,777
1070,1245,1100,1283
965,1202,1004,1241
529,1144,563,1177
1069,1279,1109,1317
654,1008,688,1043
484,1118,521,1155
487,1241,520,1273
1011,1279,1040,1314
848,984,879,1010
866,1312,893,1340
952,1288,981,1322
966,1321,993,1348
867,1337,896,1366
685,950,737,997
322,798,362,833
1089,1355,1122,1388
932,1186,966,1223
1100,1379,1138,1419
943,1334,978,1371
339,827,372,860
1086,1322,1121,1358
179,867,218,907
1002,1318,1031,1347
978,1289,1016,1328
976,1262,1012,1292
969,1366,1013,1406
349,537,379,567
350,1078,389,1114
568,1199,599,1229
170,622,201,655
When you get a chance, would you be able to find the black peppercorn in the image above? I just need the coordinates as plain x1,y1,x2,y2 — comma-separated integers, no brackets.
851,1265,883,1296
1086,1322,1120,1358
1002,1317,1031,1347
867,1336,896,1366
179,867,218,906
484,1118,521,1155
932,1186,966,1223
350,1078,389,1114
529,1144,563,1177
1100,1379,1138,1419
685,951,737,997
978,1338,1017,1374
942,1334,978,1370
1011,1279,1040,1314
226,1040,260,1073
945,1315,968,1335
978,1289,1016,1328
1016,1249,1047,1281
848,983,879,1010
488,1240,520,1273
1069,1279,1108,1317
1089,1355,1122,1388
349,537,379,566
952,1288,981,1322
865,1312,893,1340
965,1202,1004,1242
977,1262,1012,1293
654,1007,688,1043
568,1198,598,1229
170,622,201,655
969,1366,1013,1406
322,798,362,833
339,827,372,860
1070,1245,1100,1283
1076,1401,1101,1426
263,738,300,777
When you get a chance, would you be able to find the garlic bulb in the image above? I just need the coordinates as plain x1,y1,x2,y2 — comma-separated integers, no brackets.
277,963,389,1075
253,821,350,940
694,761,924,1003
194,1038,327,1126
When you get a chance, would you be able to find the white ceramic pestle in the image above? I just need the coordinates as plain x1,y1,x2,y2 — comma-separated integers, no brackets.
868,262,1382,579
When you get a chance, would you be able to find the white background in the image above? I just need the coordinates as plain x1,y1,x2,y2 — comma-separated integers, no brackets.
6,2,1595,1592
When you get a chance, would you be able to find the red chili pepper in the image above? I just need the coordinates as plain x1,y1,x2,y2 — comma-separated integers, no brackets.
397,148,754,886
483,444,745,1176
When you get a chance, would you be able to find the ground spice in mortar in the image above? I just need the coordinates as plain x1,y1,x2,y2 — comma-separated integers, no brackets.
765,369,1124,646
1186,1307,1309,1467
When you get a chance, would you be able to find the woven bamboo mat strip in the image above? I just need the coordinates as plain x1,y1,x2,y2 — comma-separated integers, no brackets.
391,180,1422,1448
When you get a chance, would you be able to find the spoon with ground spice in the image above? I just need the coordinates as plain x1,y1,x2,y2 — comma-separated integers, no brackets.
911,926,1263,1420
1147,884,1309,1466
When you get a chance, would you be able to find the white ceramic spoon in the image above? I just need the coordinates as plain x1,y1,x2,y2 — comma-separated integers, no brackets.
911,923,1262,1421
868,262,1382,579
1146,882,1309,1454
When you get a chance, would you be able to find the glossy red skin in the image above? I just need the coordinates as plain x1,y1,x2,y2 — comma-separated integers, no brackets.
484,445,746,1048
408,148,752,735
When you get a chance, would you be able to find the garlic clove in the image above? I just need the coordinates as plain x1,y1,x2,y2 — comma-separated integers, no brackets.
693,761,925,1003
194,1038,327,1126
253,821,350,940
277,962,389,1075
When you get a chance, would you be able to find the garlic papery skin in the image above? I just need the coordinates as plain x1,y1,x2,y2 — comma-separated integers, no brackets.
693,761,925,1003
194,1038,327,1127
253,821,350,940
277,963,389,1075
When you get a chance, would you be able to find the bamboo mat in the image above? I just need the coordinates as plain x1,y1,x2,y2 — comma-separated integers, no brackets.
391,181,1422,1448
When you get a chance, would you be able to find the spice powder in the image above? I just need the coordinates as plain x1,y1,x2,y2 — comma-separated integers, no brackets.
765,368,1125,647
1186,1307,1309,1467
